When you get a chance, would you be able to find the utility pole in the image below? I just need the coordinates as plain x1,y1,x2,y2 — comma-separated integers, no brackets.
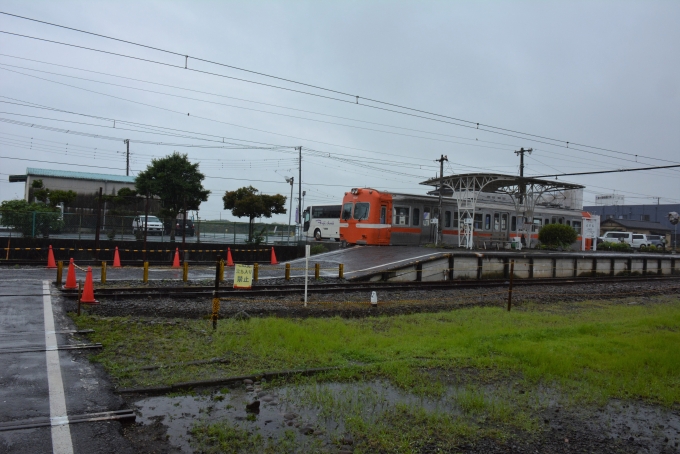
514,148,532,204
124,139,130,176
515,148,532,248
298,146,302,243
436,155,448,245
286,177,294,243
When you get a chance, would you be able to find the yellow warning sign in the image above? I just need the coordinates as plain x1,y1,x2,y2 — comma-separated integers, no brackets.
233,264,254,289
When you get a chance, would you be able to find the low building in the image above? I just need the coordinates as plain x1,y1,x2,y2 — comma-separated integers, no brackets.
598,218,671,245
9,168,136,201
584,202,679,248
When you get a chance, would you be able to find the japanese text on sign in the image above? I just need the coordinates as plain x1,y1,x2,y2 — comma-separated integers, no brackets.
233,264,253,289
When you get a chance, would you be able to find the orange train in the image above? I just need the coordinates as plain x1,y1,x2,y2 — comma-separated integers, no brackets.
339,187,587,246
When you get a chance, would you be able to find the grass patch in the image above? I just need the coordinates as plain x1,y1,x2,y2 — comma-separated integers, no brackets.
71,296,680,405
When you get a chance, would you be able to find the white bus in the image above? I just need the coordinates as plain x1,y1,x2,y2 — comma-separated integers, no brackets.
303,205,341,241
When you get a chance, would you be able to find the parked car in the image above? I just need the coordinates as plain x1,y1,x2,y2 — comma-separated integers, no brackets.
165,217,195,237
598,231,633,245
630,233,648,249
646,235,666,249
597,231,649,249
132,215,164,235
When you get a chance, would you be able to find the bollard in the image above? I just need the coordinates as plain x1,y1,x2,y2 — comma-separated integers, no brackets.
183,261,189,282
56,261,63,287
253,263,259,281
315,263,320,280
101,261,107,284
285,263,291,280
507,260,515,311
213,258,221,330
77,281,82,317
143,261,149,283
371,291,378,307
339,263,344,279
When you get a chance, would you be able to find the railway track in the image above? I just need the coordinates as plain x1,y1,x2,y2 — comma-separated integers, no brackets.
59,275,680,299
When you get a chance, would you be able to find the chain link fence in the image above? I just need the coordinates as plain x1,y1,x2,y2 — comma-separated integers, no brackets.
0,210,298,245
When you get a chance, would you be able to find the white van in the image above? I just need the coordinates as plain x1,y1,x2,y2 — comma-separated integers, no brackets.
599,231,648,249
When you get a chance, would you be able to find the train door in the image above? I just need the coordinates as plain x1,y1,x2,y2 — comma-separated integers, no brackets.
422,206,436,243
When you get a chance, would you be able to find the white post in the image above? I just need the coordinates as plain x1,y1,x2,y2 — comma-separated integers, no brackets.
304,244,310,307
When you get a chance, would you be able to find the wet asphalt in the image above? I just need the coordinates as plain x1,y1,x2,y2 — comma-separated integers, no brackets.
0,279,134,453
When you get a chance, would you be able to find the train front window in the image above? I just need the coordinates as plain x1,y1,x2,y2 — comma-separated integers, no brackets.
572,221,581,234
484,214,491,230
501,213,508,231
394,207,410,225
341,203,353,220
445,211,451,228
413,208,420,226
493,213,500,231
511,216,517,231
353,203,370,220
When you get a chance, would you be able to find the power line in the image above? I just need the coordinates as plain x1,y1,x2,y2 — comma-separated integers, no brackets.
0,19,674,164
532,164,680,178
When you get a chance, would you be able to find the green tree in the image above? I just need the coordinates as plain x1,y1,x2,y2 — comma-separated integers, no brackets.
538,223,578,248
30,179,76,208
47,190,77,208
222,186,287,242
0,199,63,238
135,152,210,240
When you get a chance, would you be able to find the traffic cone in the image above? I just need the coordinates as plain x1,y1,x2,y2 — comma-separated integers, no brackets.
46,245,57,269
270,247,278,265
64,258,77,289
80,266,99,304
226,247,234,267
172,248,181,268
112,247,122,268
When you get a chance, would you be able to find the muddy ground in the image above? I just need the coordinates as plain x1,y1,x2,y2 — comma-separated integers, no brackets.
62,279,680,453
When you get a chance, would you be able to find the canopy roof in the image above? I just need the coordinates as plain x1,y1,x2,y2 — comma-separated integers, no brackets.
420,173,584,194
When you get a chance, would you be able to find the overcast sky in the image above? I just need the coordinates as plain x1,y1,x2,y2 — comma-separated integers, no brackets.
0,1,678,222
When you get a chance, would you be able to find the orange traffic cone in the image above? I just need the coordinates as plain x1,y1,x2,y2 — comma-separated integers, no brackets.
64,258,77,289
46,245,57,269
226,247,234,267
80,266,99,304
270,247,278,265
172,248,181,268
112,247,122,268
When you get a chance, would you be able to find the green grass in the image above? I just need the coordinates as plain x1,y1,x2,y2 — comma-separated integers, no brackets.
72,296,680,405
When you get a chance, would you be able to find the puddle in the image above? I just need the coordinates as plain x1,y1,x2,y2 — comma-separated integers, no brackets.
131,380,680,453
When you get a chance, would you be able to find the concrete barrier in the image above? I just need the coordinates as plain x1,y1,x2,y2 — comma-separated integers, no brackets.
351,251,678,282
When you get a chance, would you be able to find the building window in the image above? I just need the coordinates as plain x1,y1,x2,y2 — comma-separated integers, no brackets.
641,214,650,221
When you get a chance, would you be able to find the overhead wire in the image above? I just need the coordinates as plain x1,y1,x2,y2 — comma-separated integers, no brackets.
0,14,675,165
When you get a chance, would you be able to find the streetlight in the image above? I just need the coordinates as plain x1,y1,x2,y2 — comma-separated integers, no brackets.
285,177,294,244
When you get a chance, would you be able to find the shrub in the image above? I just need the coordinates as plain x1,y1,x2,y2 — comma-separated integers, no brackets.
598,241,631,252
310,244,328,255
538,224,577,247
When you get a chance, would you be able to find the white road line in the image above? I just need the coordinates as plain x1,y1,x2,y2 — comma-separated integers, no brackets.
344,252,446,275
43,281,74,454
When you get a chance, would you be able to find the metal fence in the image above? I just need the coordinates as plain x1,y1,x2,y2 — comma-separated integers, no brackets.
0,211,298,245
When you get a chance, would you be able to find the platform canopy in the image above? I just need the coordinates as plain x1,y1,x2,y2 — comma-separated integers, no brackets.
420,173,585,249
420,173,584,195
